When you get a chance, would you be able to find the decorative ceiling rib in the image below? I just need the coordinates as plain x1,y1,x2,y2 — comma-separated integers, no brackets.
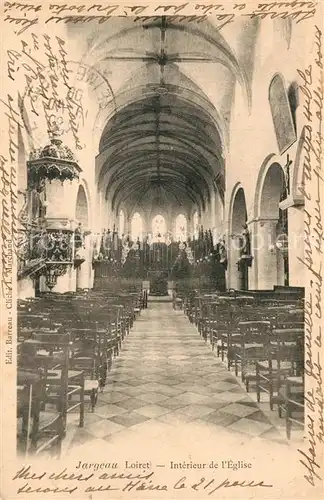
77,16,259,212
98,91,224,212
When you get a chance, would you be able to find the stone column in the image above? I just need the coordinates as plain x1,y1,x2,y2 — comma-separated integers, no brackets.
97,190,105,232
210,190,218,248
258,219,276,289
278,196,305,287
227,235,241,290
254,218,279,290
76,233,93,290
287,204,304,287
247,219,258,290
210,191,216,229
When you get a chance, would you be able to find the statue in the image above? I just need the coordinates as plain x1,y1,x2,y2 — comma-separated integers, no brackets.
237,224,253,268
74,222,84,250
240,224,251,257
31,178,47,223
281,154,292,200
216,237,228,270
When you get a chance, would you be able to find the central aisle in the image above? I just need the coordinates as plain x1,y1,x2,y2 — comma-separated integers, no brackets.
61,302,311,498
64,301,297,456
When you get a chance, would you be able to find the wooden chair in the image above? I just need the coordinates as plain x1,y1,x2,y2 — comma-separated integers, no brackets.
17,368,64,457
279,376,304,439
69,355,100,412
234,320,272,391
69,323,111,390
220,306,261,370
256,327,304,409
209,303,233,357
21,333,85,433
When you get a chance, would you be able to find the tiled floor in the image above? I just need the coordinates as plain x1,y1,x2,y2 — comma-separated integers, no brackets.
63,301,303,456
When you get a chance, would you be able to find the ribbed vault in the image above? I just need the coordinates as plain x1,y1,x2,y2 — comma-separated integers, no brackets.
88,16,259,214
99,92,223,213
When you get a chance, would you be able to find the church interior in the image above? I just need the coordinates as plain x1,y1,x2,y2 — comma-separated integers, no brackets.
16,16,307,458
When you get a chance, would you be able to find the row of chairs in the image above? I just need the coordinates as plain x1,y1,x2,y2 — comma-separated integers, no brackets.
17,285,146,457
182,288,305,440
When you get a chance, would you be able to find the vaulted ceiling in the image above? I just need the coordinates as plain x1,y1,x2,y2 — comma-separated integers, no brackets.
99,92,223,212
68,16,260,213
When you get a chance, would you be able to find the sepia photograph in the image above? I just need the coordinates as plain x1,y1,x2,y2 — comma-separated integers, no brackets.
0,1,323,498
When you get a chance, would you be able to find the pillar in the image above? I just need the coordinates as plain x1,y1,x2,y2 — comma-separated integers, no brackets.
287,205,304,287
97,190,105,232
254,218,279,290
210,190,216,229
227,235,241,289
210,190,218,247
247,220,258,290
76,233,93,290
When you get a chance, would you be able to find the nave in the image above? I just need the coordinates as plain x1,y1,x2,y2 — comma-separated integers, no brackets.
13,16,310,475
62,299,301,457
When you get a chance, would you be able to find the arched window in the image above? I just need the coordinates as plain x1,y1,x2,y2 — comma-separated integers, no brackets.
175,214,187,242
131,212,143,241
152,214,167,242
269,74,297,154
193,211,199,238
119,209,125,236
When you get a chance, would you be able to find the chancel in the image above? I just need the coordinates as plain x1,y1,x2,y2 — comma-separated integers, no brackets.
16,15,306,459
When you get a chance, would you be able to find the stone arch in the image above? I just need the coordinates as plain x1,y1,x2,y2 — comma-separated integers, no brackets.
259,163,285,219
254,159,288,288
228,184,249,290
229,184,247,235
253,154,282,220
75,181,93,291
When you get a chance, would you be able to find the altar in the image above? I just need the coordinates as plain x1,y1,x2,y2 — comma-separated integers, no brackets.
148,271,169,296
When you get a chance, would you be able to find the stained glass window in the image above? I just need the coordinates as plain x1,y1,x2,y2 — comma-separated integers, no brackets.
131,212,143,241
152,215,167,242
175,214,187,242
119,209,125,236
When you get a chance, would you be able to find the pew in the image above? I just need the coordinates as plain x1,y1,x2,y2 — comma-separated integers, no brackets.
181,284,305,440
17,281,144,454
